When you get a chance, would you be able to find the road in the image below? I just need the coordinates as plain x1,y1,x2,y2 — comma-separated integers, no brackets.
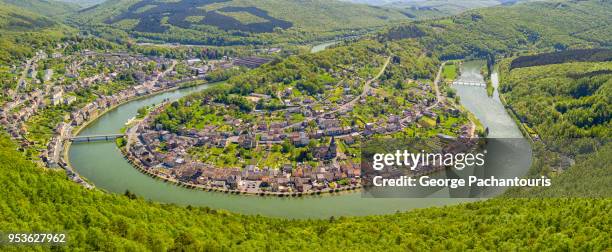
397,61,476,137
338,56,391,112
17,57,35,88
427,61,445,110
283,56,392,130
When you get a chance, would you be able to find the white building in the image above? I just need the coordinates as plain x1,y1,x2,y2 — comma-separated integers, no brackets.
51,90,63,106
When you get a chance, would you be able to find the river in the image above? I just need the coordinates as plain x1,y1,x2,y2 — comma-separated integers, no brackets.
68,60,530,219
310,41,340,53
454,60,524,138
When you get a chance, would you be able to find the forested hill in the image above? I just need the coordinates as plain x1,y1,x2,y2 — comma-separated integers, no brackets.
0,3,73,63
0,0,79,17
498,53,611,197
71,0,411,46
380,0,612,59
0,4,56,31
373,0,540,20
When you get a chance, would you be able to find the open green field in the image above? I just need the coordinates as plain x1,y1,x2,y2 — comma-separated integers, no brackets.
442,63,458,81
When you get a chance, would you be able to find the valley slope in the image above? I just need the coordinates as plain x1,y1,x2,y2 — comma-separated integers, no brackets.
71,0,412,46
382,0,611,59
0,0,78,17
0,2,73,64
343,0,540,19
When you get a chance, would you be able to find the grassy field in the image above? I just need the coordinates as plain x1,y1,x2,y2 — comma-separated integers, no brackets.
442,62,458,81
418,116,437,128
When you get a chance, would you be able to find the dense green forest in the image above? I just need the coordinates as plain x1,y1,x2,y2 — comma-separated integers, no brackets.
0,0,78,17
500,61,611,139
381,0,538,19
0,2,75,64
0,135,610,250
381,0,611,59
510,49,612,70
498,58,611,197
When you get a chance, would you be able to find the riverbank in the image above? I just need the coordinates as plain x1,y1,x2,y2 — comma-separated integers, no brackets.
495,83,535,143
66,60,526,218
120,143,363,197
116,59,482,197
62,81,212,188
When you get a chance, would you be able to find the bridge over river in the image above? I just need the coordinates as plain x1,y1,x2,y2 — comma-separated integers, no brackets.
70,134,124,142
452,62,487,87
452,80,486,87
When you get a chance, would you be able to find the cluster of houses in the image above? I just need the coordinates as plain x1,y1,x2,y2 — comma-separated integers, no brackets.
2,51,57,144
0,46,202,188
122,94,369,194
124,63,473,195
128,123,362,194
0,49,91,188
126,95,471,195
0,42,476,196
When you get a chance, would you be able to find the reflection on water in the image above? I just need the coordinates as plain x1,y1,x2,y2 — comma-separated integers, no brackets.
454,61,523,138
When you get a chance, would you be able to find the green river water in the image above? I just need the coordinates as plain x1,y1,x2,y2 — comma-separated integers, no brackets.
68,60,530,219
310,41,340,53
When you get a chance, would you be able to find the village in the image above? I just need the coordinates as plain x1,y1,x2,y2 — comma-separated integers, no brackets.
0,41,475,195
0,43,248,188
126,56,477,195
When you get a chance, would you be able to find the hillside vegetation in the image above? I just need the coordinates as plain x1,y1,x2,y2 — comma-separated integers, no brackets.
0,0,78,17
0,3,71,64
498,55,611,197
382,0,537,19
381,0,612,59
71,0,411,46
0,135,609,250
501,61,611,141
509,49,612,70
57,0,106,8
0,3,56,30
